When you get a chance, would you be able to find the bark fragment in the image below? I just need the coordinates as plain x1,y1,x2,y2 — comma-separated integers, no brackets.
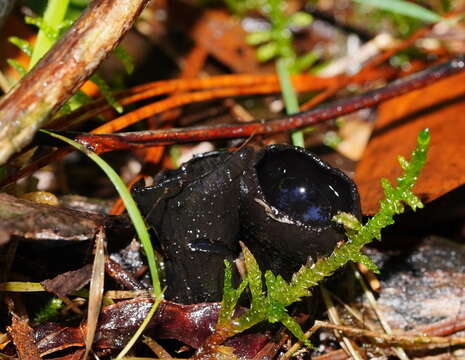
8,314,41,360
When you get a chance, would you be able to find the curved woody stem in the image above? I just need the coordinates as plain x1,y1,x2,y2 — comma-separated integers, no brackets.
0,0,151,165
70,55,465,153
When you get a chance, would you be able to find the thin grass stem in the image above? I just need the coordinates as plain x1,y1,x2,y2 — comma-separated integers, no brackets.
29,0,70,69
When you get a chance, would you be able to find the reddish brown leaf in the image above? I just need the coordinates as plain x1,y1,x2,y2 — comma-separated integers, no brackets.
8,314,41,360
191,10,261,73
355,70,465,215
34,322,84,357
34,298,268,357
34,299,220,355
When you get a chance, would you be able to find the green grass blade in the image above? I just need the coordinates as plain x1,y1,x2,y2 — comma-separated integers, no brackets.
276,58,304,147
353,0,443,23
29,0,70,69
0,282,45,292
40,130,162,298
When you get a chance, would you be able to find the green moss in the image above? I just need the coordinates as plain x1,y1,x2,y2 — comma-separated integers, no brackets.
34,297,64,323
219,129,430,347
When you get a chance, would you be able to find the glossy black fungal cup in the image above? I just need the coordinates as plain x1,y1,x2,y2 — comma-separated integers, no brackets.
134,145,361,304
240,145,361,278
257,147,355,226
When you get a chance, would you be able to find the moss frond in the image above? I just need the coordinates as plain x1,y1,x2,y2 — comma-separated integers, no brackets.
219,129,431,346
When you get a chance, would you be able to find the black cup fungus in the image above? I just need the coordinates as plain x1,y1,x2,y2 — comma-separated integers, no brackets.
133,145,361,304
239,144,361,280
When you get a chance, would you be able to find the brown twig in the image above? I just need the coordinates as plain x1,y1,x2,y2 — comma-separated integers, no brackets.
143,336,175,359
0,55,459,188
313,321,465,350
48,66,394,132
69,54,465,153
0,0,151,165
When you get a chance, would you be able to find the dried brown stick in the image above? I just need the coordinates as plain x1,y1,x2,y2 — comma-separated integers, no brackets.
314,321,465,350
69,54,465,153
0,0,150,166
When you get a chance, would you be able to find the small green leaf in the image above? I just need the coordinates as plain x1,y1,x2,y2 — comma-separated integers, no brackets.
418,127,431,146
291,50,319,73
397,155,410,170
8,37,33,57
354,254,380,274
353,0,443,23
7,59,27,77
25,17,58,40
219,261,248,324
256,42,278,62
288,12,313,28
332,212,362,232
246,31,273,45
280,312,314,348
241,243,263,303
114,46,135,74
91,74,124,113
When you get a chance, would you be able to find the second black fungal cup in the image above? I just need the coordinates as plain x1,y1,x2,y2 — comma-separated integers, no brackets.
133,145,361,304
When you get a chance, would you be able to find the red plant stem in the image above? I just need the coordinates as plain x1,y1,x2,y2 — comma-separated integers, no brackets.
71,54,465,153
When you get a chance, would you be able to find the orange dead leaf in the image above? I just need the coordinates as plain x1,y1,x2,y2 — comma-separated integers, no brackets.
192,9,261,73
355,71,465,215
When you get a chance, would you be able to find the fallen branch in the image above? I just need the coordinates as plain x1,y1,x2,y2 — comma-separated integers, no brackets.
313,321,465,350
0,0,150,165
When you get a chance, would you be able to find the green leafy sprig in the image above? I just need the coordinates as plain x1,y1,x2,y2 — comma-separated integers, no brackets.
226,0,316,147
218,128,430,347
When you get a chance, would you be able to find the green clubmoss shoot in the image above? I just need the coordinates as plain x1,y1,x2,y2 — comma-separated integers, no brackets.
219,128,430,347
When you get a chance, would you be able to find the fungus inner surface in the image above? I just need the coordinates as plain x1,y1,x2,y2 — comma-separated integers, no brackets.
256,149,354,225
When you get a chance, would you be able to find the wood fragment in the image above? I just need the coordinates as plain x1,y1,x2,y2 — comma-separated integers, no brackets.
320,286,365,360
314,321,465,349
143,336,174,359
42,264,92,298
0,193,129,244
